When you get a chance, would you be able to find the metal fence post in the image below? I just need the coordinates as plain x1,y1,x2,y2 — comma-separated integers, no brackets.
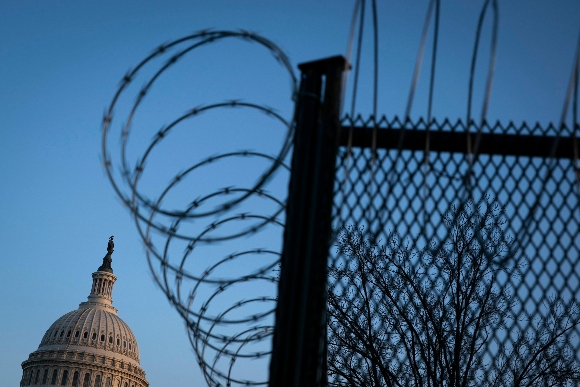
269,56,347,387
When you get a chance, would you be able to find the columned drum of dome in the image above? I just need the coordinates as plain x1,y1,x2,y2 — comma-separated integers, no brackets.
20,237,149,387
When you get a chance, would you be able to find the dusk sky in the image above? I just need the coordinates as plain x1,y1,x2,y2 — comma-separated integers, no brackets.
1,1,579,386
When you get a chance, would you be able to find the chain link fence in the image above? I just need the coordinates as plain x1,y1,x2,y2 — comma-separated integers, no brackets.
327,115,580,386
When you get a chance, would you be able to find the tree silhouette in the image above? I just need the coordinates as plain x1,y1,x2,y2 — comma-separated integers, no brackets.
328,199,580,386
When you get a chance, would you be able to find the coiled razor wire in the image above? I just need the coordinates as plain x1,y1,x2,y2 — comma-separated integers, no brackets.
99,5,580,387
101,30,297,386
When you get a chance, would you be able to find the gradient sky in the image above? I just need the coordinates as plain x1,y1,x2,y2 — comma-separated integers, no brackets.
1,1,579,386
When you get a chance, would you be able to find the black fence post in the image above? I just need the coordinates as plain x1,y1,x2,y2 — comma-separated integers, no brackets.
269,56,347,387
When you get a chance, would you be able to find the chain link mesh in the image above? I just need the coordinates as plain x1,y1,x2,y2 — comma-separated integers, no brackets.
328,115,580,386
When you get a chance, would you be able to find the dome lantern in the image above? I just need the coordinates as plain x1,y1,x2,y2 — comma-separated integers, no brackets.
82,236,118,313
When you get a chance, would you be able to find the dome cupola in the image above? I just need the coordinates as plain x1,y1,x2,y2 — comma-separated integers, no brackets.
20,237,149,387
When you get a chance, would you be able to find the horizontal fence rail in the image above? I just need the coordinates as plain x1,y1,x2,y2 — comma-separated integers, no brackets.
339,121,579,158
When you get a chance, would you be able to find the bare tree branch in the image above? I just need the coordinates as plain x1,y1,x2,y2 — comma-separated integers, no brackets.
328,198,580,387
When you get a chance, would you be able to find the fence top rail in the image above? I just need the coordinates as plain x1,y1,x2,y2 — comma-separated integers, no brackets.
339,116,579,159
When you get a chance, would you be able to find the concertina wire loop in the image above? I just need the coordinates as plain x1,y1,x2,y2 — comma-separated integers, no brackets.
102,29,297,386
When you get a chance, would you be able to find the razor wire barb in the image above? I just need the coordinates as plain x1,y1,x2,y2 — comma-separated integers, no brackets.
101,29,296,387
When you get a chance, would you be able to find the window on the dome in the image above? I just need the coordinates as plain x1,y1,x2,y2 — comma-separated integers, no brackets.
101,334,105,342
67,330,71,337
92,332,97,340
26,369,31,385
34,369,40,384
75,330,80,338
72,371,79,387
51,369,58,384
129,343,132,350
23,369,30,385
82,373,91,387
117,338,120,346
83,331,88,339
60,331,64,338
60,370,69,385
109,336,113,344
123,341,126,348
42,369,49,384
95,374,102,387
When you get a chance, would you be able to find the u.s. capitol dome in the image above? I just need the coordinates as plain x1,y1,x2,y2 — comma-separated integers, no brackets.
20,237,149,387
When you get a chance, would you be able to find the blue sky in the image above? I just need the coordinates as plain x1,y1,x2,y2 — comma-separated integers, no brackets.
1,1,579,386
